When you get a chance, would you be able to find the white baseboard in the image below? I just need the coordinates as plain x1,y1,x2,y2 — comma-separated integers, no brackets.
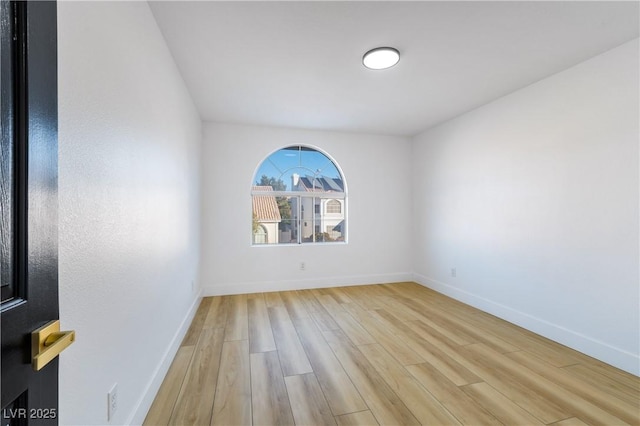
413,273,639,376
126,290,203,425
202,272,413,296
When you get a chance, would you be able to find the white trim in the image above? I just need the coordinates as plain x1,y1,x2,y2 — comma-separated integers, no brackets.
412,272,640,376
202,272,412,296
126,290,203,425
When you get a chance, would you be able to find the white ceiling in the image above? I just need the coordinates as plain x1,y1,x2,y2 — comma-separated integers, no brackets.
149,1,639,136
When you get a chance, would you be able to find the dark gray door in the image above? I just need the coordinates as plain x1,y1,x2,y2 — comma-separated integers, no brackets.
2,1,60,424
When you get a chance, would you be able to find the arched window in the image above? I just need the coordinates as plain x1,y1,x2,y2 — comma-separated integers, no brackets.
253,225,267,244
252,145,347,244
326,199,341,214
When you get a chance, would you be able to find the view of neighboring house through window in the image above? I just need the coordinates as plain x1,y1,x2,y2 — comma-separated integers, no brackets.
251,145,346,245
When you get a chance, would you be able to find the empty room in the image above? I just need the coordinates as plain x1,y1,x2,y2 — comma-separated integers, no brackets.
1,1,638,425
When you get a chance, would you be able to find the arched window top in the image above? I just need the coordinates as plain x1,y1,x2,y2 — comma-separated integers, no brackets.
252,146,347,245
253,224,268,244
326,199,342,214
253,145,345,194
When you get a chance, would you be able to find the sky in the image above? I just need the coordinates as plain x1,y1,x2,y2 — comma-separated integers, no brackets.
254,146,341,190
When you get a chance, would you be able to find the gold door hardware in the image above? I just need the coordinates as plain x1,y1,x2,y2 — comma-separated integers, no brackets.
31,320,76,371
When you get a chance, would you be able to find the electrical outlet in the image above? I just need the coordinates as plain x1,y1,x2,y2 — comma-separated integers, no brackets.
451,267,457,278
300,262,306,271
107,383,117,421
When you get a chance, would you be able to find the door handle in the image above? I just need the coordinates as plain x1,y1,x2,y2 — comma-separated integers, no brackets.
31,320,76,371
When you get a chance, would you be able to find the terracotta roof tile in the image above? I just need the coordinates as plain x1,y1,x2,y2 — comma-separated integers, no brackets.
252,186,282,222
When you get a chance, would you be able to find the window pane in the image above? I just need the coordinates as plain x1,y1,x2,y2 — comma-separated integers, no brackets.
278,218,297,244
1,0,15,301
301,149,340,180
255,146,344,194
322,197,345,242
297,196,345,243
252,191,294,244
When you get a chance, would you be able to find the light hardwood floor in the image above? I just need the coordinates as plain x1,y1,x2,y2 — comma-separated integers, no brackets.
144,282,640,425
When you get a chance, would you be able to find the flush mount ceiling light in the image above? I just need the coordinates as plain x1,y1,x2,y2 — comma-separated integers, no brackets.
362,47,400,70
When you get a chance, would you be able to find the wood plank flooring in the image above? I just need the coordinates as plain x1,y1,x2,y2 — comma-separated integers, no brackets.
144,282,640,425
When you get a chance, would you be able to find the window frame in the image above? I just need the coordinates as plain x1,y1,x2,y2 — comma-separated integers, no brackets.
250,145,348,246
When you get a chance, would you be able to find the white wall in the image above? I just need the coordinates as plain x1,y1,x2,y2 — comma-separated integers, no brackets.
412,39,639,375
58,2,202,424
201,123,412,295
55,7,638,425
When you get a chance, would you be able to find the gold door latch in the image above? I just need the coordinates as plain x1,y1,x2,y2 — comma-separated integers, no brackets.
31,320,76,371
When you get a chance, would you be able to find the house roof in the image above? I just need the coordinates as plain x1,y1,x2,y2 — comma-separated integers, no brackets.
298,176,344,192
252,186,282,222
